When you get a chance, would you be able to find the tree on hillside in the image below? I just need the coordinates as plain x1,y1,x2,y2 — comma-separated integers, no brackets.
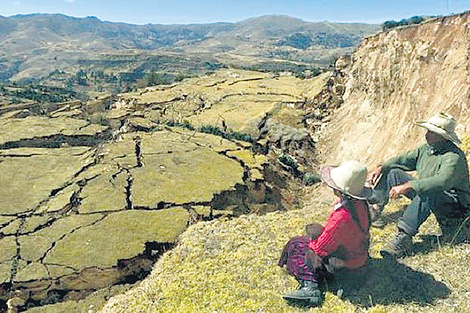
382,16,430,31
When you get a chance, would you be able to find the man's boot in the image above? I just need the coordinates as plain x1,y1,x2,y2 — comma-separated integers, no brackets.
380,229,412,258
369,203,385,228
283,280,322,306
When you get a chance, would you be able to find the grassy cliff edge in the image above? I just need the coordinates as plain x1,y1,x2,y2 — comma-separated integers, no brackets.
98,135,470,313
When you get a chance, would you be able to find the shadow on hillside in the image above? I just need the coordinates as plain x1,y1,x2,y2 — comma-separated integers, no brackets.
326,257,450,307
411,234,469,256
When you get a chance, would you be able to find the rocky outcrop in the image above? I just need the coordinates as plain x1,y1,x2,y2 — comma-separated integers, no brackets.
322,12,470,166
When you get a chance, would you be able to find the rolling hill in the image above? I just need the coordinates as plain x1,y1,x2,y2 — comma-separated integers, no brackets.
0,13,379,93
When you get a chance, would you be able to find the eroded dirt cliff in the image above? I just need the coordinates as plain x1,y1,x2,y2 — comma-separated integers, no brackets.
322,12,470,166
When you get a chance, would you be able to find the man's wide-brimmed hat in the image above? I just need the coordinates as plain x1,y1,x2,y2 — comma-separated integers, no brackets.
416,113,461,145
321,161,372,200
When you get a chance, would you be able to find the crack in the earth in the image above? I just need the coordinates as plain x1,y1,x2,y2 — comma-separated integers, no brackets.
133,199,212,212
219,150,251,183
133,135,143,167
0,218,15,229
76,122,92,132
10,217,26,284
17,217,57,236
125,170,134,210
30,149,102,215
139,84,177,96
204,79,227,87
0,100,77,116
0,154,42,158
114,165,134,211
254,91,303,99
214,91,302,105
144,95,187,110
43,263,79,276
227,77,265,86
0,132,112,150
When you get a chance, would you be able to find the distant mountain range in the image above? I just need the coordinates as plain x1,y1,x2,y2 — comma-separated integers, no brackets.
0,14,380,93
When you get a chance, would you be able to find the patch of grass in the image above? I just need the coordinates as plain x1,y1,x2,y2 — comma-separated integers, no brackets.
303,172,321,186
165,120,195,131
279,153,299,171
199,124,225,137
199,124,254,143
164,121,254,143
227,130,255,143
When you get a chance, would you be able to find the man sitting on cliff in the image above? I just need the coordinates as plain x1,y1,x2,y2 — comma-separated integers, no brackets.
368,113,470,257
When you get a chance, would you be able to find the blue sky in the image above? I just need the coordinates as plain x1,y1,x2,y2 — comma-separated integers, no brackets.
1,0,470,25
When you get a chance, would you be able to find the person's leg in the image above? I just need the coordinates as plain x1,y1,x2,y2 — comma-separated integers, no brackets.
279,236,320,281
369,169,415,227
397,193,434,236
330,260,369,297
382,190,467,257
283,279,322,306
279,236,322,306
370,168,415,206
381,192,435,258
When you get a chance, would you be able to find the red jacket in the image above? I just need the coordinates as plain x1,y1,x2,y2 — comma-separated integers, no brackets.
307,198,370,269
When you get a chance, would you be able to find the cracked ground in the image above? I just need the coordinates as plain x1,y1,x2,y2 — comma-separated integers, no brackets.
0,69,330,310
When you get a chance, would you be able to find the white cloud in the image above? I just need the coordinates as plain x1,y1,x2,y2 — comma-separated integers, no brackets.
65,0,75,2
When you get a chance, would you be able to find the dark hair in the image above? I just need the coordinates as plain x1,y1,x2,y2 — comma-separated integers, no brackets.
341,193,370,234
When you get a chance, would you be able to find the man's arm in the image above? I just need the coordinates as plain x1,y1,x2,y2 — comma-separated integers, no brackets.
380,146,421,172
368,147,421,187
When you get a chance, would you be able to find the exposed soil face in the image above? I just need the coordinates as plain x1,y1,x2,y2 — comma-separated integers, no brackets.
0,69,337,311
322,12,470,167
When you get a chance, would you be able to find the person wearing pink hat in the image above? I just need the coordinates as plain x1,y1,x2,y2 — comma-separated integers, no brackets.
279,160,371,307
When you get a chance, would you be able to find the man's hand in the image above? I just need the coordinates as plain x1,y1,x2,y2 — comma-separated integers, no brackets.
368,166,383,187
389,182,412,199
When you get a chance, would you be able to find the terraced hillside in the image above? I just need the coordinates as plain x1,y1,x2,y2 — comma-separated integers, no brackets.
0,69,341,312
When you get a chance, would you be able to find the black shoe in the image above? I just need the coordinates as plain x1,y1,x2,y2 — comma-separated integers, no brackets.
371,217,386,228
380,230,412,258
283,280,322,306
